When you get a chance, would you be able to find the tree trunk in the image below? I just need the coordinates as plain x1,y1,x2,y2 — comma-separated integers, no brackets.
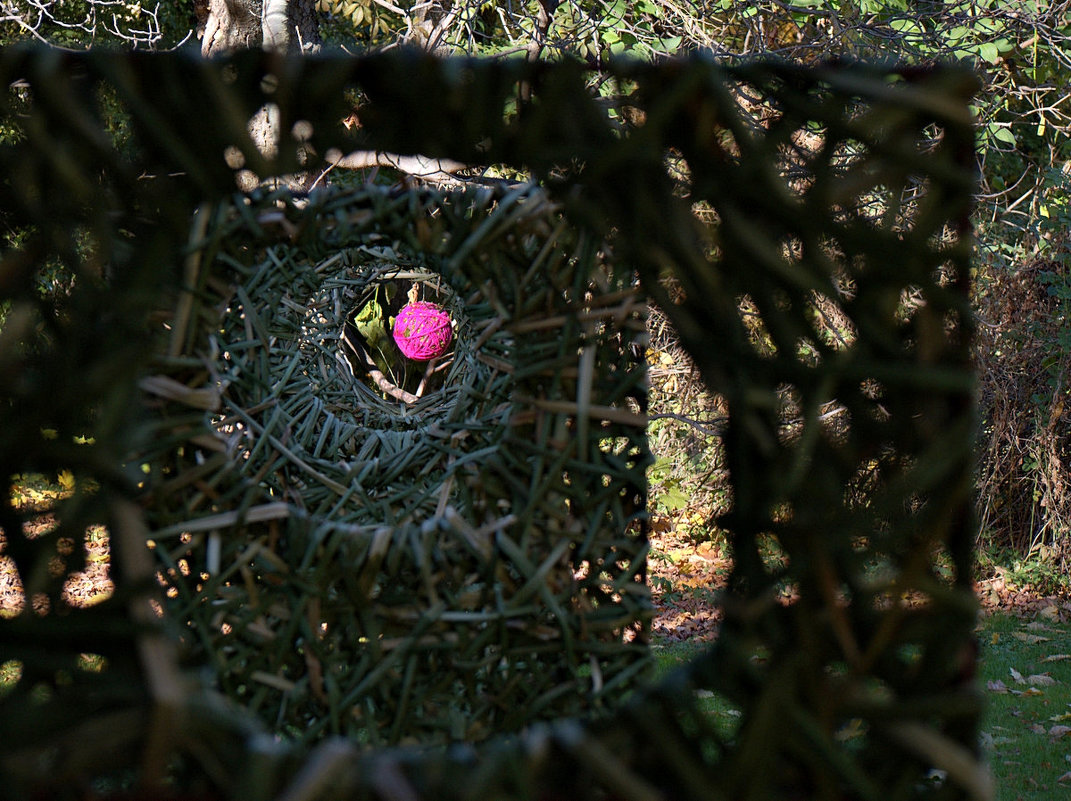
200,0,320,57
199,0,321,191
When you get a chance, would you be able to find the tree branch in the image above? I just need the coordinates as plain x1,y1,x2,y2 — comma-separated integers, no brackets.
321,148,469,183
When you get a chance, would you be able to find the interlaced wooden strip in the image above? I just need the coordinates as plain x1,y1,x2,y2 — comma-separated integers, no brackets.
0,48,981,800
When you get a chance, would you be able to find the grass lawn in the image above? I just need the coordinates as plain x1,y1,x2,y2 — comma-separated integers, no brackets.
978,608,1071,799
652,606,1071,800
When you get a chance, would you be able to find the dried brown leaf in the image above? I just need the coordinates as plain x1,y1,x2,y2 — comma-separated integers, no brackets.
1027,673,1057,687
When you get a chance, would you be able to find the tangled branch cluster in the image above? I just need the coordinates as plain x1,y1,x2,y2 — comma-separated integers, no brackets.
0,0,170,49
314,1,1068,234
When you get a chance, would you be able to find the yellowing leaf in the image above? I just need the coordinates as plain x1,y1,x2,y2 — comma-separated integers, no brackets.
57,470,75,491
835,718,866,742
1043,654,1071,663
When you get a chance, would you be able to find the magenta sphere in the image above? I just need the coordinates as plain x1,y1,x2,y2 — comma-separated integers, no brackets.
393,301,453,361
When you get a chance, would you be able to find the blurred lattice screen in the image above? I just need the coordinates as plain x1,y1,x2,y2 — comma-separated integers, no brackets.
0,48,980,801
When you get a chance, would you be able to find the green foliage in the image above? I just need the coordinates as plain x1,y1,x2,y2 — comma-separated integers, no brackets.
655,609,1071,800
0,1,195,50
978,545,1070,598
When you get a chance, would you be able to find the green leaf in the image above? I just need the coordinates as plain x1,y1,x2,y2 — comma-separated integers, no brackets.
354,296,392,356
947,25,970,43
656,35,683,53
889,18,923,35
991,126,1017,146
978,42,1000,64
659,485,690,512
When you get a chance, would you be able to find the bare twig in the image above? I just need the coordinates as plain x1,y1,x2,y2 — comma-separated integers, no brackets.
341,323,420,404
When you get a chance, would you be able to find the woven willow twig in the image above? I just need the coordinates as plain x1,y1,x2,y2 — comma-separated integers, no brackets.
137,183,650,745
0,47,980,801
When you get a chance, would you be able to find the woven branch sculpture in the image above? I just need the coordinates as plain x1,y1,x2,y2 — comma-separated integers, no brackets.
141,185,649,744
0,47,981,801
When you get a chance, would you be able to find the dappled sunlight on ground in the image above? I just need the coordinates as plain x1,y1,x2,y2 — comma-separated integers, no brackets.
648,517,729,643
0,513,112,616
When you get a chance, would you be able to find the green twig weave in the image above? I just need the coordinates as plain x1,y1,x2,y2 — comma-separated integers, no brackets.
139,184,650,744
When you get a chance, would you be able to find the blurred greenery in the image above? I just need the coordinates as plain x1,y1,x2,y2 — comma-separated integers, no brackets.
654,609,1071,801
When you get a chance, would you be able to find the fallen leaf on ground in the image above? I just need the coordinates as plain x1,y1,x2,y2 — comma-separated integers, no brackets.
987,679,1008,693
1010,667,1024,683
1027,673,1057,687
1043,654,1071,663
1039,605,1061,620
1047,725,1071,739
1013,632,1050,644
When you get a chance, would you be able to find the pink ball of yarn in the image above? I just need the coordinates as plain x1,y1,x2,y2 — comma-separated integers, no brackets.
393,301,453,361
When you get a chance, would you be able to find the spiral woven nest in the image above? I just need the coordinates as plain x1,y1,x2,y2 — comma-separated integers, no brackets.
138,184,650,745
